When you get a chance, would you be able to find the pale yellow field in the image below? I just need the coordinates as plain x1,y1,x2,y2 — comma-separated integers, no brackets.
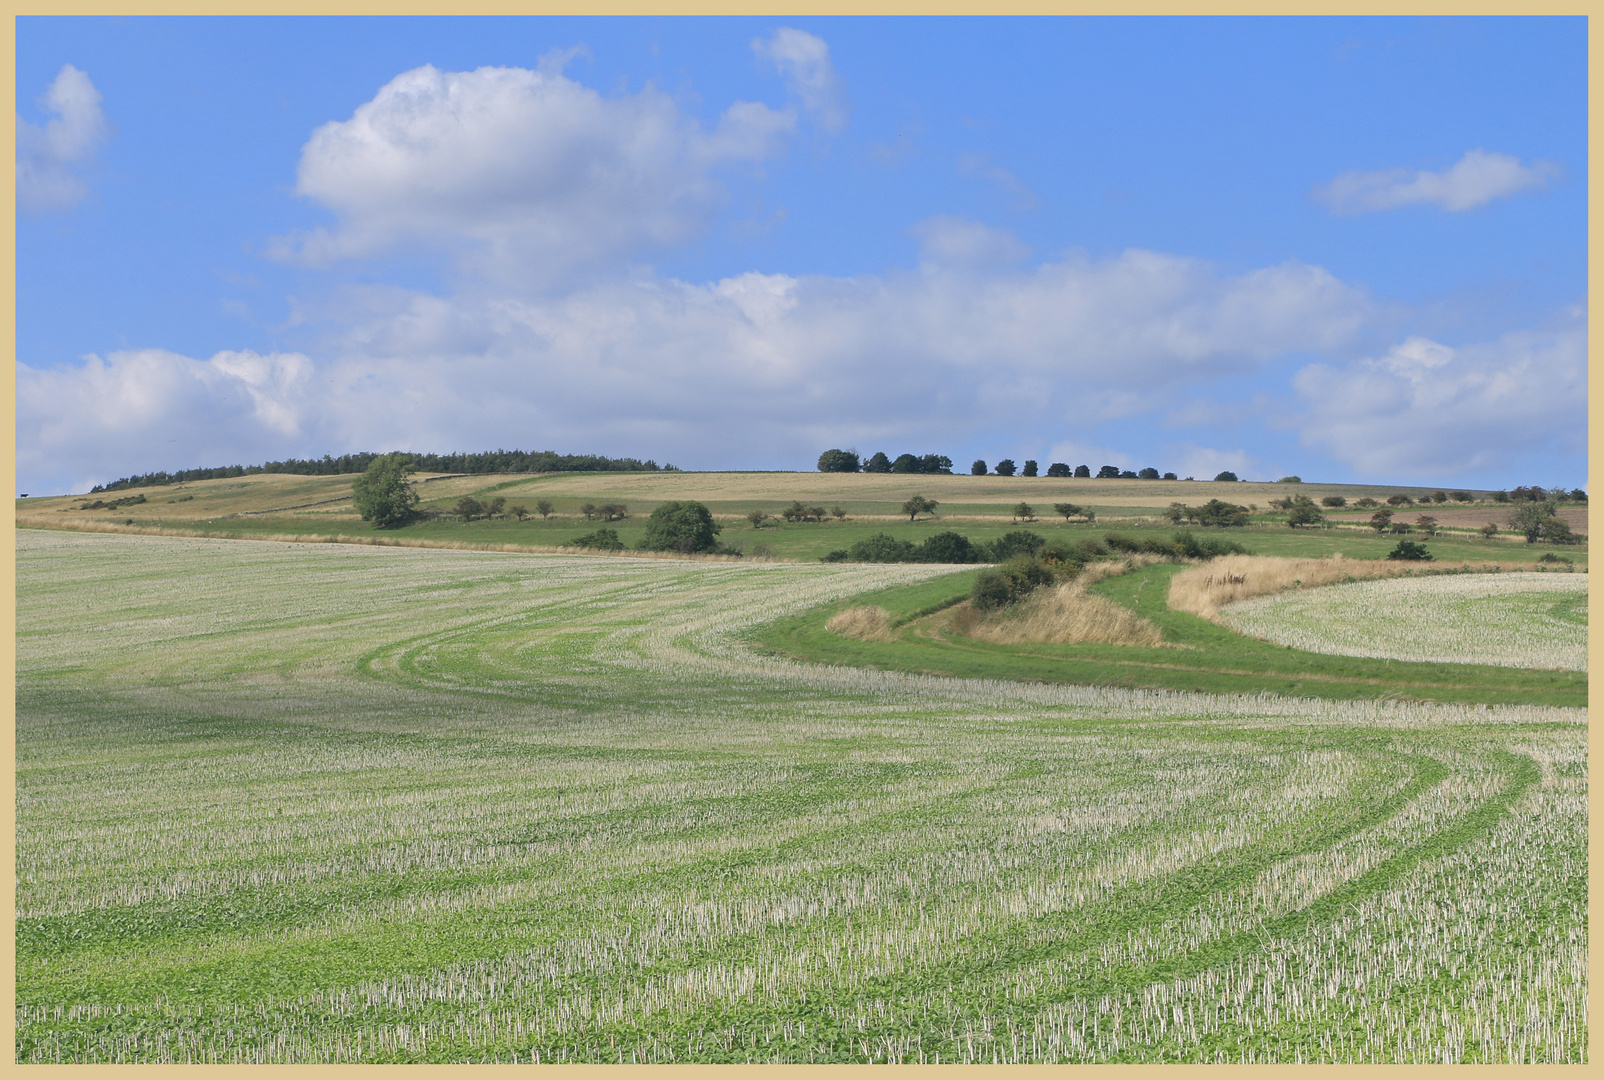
18,469,1477,526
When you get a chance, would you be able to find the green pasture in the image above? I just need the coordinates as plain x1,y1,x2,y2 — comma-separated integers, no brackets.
26,510,1585,569
14,530,1587,1063
747,562,1586,707
21,469,1583,568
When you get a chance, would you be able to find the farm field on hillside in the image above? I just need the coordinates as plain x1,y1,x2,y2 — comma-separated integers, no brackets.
1218,573,1588,672
19,472,1581,565
15,530,1587,1063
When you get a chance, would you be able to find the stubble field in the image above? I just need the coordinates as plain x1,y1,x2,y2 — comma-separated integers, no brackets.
1218,573,1589,672
14,529,1587,1063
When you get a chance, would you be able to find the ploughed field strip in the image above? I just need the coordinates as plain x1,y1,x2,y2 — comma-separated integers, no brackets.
15,530,1587,1063
1218,572,1588,672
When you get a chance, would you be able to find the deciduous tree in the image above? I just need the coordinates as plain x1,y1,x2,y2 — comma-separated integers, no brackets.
816,449,861,473
642,501,722,553
350,453,419,528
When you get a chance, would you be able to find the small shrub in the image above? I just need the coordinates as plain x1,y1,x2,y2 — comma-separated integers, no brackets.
1196,498,1249,527
971,555,1054,610
971,570,1012,611
847,533,918,563
918,531,980,564
1285,495,1324,527
1321,495,1346,508
985,530,1046,562
1386,540,1432,561
1213,471,1239,482
1170,530,1249,559
569,528,624,550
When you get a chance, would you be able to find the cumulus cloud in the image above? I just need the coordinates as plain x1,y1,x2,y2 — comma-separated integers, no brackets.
17,64,110,214
18,349,316,493
752,27,850,132
25,239,1382,495
910,215,1030,267
268,63,795,285
1291,313,1586,479
1315,149,1560,215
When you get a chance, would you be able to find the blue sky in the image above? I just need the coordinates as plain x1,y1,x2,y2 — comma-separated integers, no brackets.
16,16,1586,494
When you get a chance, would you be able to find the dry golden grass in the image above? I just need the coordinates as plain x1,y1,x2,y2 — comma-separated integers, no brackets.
1169,554,1431,620
825,605,895,641
949,563,1165,647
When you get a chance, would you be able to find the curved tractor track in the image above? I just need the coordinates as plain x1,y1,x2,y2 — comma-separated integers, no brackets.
15,530,1586,1064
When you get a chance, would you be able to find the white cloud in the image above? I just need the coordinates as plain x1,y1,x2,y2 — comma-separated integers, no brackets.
1315,148,1559,215
1291,313,1586,479
24,242,1375,492
910,215,1030,267
269,63,795,285
1171,444,1258,482
17,64,110,214
1045,441,1130,472
752,27,850,132
18,349,315,494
